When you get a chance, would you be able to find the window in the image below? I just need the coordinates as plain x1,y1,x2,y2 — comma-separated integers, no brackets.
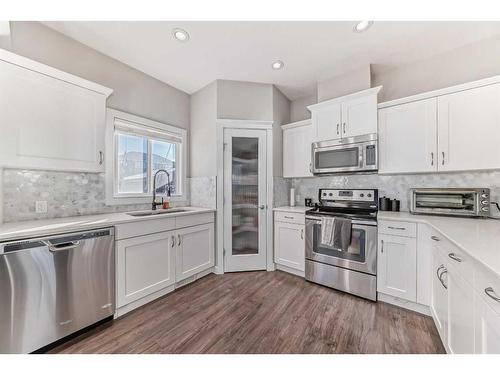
106,109,186,205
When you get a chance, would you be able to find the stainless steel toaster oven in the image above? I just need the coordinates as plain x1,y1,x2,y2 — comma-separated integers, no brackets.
410,188,490,217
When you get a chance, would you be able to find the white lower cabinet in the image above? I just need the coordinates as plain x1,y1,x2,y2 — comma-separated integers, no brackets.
377,233,417,301
176,223,214,282
447,267,475,354
274,221,305,272
475,295,500,353
116,231,176,308
430,250,448,348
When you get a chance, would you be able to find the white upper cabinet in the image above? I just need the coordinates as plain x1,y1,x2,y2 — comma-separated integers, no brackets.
282,120,314,178
438,83,500,172
379,76,500,174
0,49,113,172
308,87,381,143
379,98,438,174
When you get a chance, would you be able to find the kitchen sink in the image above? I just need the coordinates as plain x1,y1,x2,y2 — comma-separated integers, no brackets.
126,208,189,217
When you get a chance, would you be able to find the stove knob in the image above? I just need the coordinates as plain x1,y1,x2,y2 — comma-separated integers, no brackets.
329,193,333,197
481,193,489,199
360,193,364,197
481,207,489,212
367,193,372,197
323,193,327,196
481,200,489,205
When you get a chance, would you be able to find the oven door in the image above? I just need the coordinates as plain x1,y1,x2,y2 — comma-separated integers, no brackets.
305,216,377,275
312,142,363,174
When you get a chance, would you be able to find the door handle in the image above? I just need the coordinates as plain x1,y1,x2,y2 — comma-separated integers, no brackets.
343,122,346,134
336,123,339,135
442,151,445,165
431,152,434,166
485,287,500,303
439,269,448,289
380,239,384,253
178,234,182,246
301,229,304,240
171,235,176,247
448,253,462,262
99,151,104,165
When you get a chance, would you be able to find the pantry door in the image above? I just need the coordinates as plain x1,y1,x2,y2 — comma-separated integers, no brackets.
223,128,268,272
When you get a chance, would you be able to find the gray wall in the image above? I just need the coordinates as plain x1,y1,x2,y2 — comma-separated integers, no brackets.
5,21,190,129
290,93,316,122
272,86,291,177
217,80,273,120
317,66,371,102
372,33,500,102
190,81,218,177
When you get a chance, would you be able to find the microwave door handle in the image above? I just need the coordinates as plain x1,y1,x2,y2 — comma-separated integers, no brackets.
359,147,364,168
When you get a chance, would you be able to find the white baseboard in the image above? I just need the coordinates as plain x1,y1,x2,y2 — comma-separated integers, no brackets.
275,263,305,278
378,293,431,316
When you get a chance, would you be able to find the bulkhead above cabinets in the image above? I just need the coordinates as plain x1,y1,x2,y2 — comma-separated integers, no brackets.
307,86,382,143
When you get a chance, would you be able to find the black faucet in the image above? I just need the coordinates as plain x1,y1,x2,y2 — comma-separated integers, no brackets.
152,169,171,210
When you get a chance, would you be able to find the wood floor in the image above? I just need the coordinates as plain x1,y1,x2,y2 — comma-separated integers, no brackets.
49,271,445,354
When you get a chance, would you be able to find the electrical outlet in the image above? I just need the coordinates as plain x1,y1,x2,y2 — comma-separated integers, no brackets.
35,201,48,214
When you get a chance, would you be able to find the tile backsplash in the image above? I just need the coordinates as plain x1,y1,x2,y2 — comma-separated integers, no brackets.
290,170,500,215
2,169,191,223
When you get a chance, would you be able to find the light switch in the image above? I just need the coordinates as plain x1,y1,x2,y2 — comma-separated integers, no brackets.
35,201,48,214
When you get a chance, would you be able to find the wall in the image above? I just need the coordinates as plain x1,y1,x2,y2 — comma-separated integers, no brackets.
190,81,218,177
272,86,291,177
216,80,273,120
372,33,500,102
1,22,191,223
317,66,371,102
290,93,316,122
289,171,500,218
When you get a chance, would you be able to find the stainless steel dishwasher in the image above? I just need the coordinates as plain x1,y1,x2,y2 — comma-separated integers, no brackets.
0,228,115,353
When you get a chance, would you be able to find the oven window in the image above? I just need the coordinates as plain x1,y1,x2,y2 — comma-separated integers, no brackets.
312,222,366,263
315,147,359,169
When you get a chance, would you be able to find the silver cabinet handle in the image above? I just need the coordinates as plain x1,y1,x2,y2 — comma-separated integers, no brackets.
431,235,440,241
336,123,339,135
47,240,80,252
442,151,445,165
343,122,346,134
485,287,500,303
439,269,448,289
284,215,294,219
309,163,312,173
178,234,182,246
448,253,462,262
171,235,176,247
99,151,104,165
431,152,434,166
301,229,304,240
380,239,384,253
388,226,405,230
436,265,445,280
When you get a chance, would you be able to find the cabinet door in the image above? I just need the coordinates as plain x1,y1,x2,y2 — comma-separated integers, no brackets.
416,224,433,306
475,293,500,354
448,269,475,354
341,93,378,138
116,231,175,308
0,58,106,172
377,234,417,301
274,221,305,271
438,83,500,171
176,223,214,282
379,99,438,174
430,251,448,348
312,103,342,142
283,123,314,178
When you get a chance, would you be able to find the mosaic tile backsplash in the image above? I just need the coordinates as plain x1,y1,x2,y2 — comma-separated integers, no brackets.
290,170,500,217
2,169,190,223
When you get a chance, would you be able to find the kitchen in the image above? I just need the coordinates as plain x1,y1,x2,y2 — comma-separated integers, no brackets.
1,8,500,371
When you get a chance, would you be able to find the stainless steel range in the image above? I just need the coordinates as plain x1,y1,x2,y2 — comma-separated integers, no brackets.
305,189,378,301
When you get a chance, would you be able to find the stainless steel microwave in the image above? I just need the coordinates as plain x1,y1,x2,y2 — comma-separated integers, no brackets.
311,133,378,175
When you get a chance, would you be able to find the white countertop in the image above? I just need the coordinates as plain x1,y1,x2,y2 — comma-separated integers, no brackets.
273,206,310,214
378,211,500,277
0,207,215,242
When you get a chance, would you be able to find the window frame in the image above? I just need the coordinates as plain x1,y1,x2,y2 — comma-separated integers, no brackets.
105,108,187,206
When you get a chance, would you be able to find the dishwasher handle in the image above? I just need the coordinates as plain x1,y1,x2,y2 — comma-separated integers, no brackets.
45,240,81,252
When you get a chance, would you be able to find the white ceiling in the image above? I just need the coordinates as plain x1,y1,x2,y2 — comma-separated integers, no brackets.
43,21,500,100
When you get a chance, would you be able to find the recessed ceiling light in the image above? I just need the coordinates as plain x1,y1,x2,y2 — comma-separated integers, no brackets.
353,21,374,33
172,28,190,42
272,60,284,70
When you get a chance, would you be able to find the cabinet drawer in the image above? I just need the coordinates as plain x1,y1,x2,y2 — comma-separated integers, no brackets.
175,212,214,229
474,262,500,315
274,211,305,225
378,220,416,238
429,232,474,284
115,218,176,240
